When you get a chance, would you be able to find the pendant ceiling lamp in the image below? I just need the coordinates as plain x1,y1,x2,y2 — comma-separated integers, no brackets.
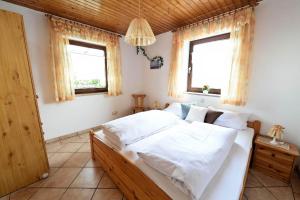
125,0,156,46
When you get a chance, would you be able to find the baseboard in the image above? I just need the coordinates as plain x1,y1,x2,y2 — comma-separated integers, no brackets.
45,125,102,144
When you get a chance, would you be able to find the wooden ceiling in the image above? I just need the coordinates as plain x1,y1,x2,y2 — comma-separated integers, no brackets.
4,0,261,35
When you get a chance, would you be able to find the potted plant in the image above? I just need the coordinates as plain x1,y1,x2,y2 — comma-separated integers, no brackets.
202,85,210,94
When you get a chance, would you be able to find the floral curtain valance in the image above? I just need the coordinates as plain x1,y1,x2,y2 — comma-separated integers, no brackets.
49,16,122,102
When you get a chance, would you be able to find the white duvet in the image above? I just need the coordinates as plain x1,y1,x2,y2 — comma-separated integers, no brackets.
101,110,180,149
137,122,237,200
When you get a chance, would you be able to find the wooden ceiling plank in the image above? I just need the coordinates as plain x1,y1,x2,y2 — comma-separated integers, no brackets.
111,0,175,27
209,0,235,15
142,0,191,24
103,0,175,32
35,0,132,33
180,0,216,25
4,0,260,35
9,0,130,33
189,0,208,15
167,0,198,20
175,0,248,30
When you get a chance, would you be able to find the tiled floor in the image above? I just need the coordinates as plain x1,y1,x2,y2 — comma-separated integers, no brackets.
243,168,300,200
1,133,300,200
0,133,124,200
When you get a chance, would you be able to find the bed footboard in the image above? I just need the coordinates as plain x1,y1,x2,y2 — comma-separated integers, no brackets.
89,131,171,200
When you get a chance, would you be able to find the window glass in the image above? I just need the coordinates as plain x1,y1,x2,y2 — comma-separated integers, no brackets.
68,40,107,94
188,33,233,95
191,39,233,89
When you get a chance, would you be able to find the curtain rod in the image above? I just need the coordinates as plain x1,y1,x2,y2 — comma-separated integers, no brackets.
172,5,253,32
45,14,122,37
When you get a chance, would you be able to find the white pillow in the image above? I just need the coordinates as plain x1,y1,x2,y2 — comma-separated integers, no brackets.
185,106,208,123
164,103,182,118
209,106,250,130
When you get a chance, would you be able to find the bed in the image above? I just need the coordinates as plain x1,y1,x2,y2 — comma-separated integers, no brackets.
89,113,261,200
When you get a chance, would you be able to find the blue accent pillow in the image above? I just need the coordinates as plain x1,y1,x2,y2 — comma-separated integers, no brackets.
181,104,192,119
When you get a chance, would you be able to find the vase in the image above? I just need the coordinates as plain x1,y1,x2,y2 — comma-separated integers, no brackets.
203,90,209,94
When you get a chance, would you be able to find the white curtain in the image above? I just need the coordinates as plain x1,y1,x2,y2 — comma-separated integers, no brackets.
49,16,122,101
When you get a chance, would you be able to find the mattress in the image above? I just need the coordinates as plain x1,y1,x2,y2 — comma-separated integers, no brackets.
95,125,254,200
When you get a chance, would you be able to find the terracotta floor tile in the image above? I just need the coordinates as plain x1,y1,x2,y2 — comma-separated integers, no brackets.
63,153,90,167
241,195,247,200
30,168,60,187
268,187,294,200
98,173,117,189
79,133,90,142
60,189,95,200
251,169,288,187
244,188,277,200
246,172,262,188
294,193,300,200
29,188,66,200
46,142,64,152
85,159,102,168
48,153,73,167
292,176,300,194
47,153,54,159
49,167,60,176
9,187,39,200
62,134,90,143
40,168,81,188
57,143,83,153
70,168,104,188
60,136,82,143
77,143,91,152
0,195,9,200
92,189,123,200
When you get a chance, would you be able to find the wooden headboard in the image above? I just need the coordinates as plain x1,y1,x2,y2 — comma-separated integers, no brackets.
247,120,261,136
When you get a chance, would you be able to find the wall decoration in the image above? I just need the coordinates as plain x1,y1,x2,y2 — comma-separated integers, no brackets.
136,46,163,69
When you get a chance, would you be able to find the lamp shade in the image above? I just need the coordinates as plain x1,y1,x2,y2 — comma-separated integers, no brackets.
267,125,284,139
125,18,156,46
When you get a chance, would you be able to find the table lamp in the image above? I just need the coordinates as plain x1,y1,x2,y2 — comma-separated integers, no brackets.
267,125,285,145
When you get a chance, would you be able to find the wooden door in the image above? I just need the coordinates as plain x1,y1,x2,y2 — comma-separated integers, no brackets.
0,9,49,197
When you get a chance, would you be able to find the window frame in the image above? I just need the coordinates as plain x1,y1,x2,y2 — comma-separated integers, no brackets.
69,39,108,94
187,33,231,95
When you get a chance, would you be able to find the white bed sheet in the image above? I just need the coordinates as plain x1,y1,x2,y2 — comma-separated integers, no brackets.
95,125,254,200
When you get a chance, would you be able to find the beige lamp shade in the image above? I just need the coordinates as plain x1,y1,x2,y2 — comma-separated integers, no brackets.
125,18,156,46
267,125,285,139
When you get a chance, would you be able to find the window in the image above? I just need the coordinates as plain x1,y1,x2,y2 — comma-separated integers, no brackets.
68,40,108,94
187,33,233,95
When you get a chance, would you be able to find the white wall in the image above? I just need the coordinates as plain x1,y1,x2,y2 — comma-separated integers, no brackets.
0,1,144,140
2,0,300,146
142,0,300,146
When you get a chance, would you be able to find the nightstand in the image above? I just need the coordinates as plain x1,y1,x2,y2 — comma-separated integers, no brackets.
253,135,300,183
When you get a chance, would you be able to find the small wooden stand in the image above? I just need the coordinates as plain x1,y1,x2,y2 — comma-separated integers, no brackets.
253,135,300,183
132,94,146,113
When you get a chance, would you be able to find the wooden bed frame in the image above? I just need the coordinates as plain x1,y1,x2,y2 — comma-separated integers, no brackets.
89,120,261,200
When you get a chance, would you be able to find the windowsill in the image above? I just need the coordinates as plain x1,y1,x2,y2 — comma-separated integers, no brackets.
75,92,108,97
185,92,221,98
